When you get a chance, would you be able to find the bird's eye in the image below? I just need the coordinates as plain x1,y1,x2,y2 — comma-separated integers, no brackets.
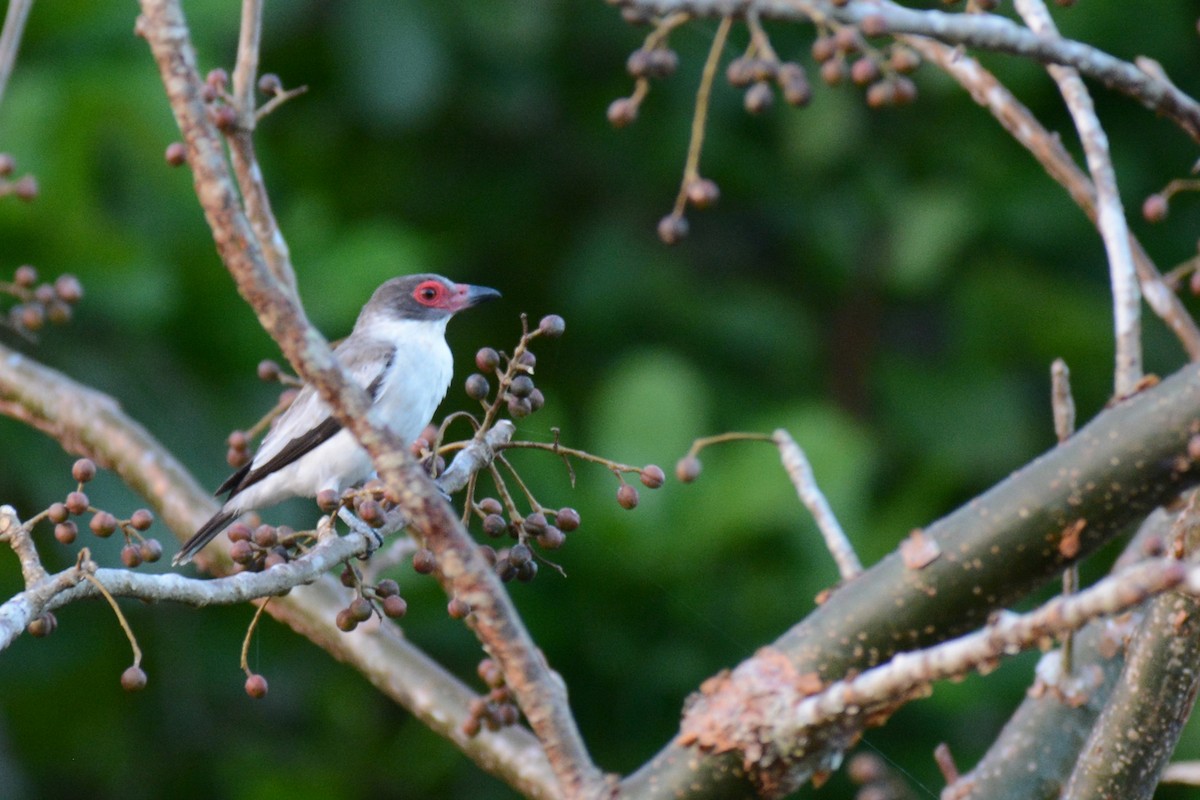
413,281,445,306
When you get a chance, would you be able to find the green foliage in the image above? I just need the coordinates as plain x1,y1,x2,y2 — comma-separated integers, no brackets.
3,2,1200,798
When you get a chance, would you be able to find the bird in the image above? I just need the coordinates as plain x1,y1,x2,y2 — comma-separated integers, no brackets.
173,273,500,565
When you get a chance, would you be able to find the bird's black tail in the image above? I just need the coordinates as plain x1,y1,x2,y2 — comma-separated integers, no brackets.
173,507,240,566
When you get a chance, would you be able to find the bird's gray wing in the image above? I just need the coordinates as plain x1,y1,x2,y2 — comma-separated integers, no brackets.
218,339,394,499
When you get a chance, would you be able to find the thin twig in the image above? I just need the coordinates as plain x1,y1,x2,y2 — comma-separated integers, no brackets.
772,429,861,580
82,570,143,667
240,596,271,674
1015,0,1141,398
0,0,33,111
671,14,732,215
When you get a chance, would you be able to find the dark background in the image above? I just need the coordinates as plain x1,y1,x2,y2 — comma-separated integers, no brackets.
1,2,1199,798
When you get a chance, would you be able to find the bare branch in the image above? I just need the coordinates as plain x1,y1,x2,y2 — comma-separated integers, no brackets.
773,428,861,580
1014,0,1140,398
0,0,32,110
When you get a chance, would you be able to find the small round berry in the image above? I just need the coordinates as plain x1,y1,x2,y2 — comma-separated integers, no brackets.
515,350,536,370
227,522,253,542
726,56,755,87
507,395,532,419
14,175,37,201
252,525,278,547
206,67,228,92
413,548,437,574
43,300,69,325
1143,193,1169,223
120,665,148,692
617,483,640,510
834,26,859,53
72,458,97,483
340,565,357,588
811,36,836,63
478,545,498,566
686,178,720,209
819,60,845,86
478,497,502,515
475,347,500,373
516,560,538,583
465,373,490,401
376,579,400,598
538,314,565,338
495,557,517,582
865,80,896,108
538,526,565,550
645,49,679,79
448,597,470,619
850,57,879,87
357,499,385,528
606,97,638,128
0,153,13,176
744,82,774,114
675,455,702,483
892,76,918,106
462,716,482,737
626,49,653,78
483,514,507,538
245,673,269,698
657,213,689,245
229,539,255,564
226,447,249,468
335,607,358,632
211,104,237,133
383,595,408,619
121,544,143,568
528,388,545,412
54,521,77,545
65,491,89,515
164,141,187,167
54,275,83,304
89,511,118,538
264,550,288,570
33,283,54,304
889,47,921,74
316,488,340,512
256,359,282,382
477,658,503,686
640,464,666,489
16,304,43,331
47,502,69,524
27,612,56,637
349,597,373,622
130,508,154,531
555,507,581,532
509,542,532,567
139,539,164,563
257,73,282,94
522,512,547,534
860,14,888,37
509,375,534,399
14,264,37,286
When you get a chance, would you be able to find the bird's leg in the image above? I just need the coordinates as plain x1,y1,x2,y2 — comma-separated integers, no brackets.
337,506,385,556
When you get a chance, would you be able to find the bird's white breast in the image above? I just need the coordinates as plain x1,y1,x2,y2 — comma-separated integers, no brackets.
369,316,454,443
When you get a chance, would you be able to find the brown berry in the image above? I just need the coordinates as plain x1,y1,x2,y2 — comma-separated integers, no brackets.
465,373,490,400
528,388,545,412
675,455,702,483
617,483,640,510
335,608,358,632
834,26,859,53
383,595,408,618
14,175,37,201
1143,193,1169,223
72,458,97,483
413,548,436,574
229,539,254,564
121,665,148,692
626,49,653,78
860,14,888,37
252,525,278,547
349,597,373,622
555,507,580,532
645,49,679,79
892,77,918,106
509,375,534,399
866,80,896,108
121,544,143,568
0,153,13,176
744,81,774,114
47,502,69,524
245,673,269,698
482,514,507,537
606,97,638,128
14,264,37,286
657,213,689,245
257,73,282,95
165,142,187,167
538,314,565,337
54,521,77,545
777,63,812,107
139,539,164,563
227,522,252,542
130,508,154,531
686,178,720,209
475,347,500,372
89,511,118,538
507,395,532,419
206,68,228,92
819,60,845,86
517,560,538,583
890,47,921,74
477,497,502,515
317,488,340,512
448,597,470,619
65,491,89,515
27,612,56,637
726,57,755,87
850,57,879,87
256,359,282,382
640,464,666,489
211,104,237,133
538,526,565,550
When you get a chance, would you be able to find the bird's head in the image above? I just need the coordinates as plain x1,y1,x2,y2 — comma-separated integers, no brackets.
363,274,501,323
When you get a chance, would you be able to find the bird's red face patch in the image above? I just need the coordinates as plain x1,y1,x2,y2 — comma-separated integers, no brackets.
412,279,452,308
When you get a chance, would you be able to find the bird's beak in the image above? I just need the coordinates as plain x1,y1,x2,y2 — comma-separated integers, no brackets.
449,283,502,312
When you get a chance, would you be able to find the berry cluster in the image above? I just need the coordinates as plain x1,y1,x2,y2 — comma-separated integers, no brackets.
334,566,407,633
36,458,161,567
461,657,521,737
1,264,84,337
163,68,302,162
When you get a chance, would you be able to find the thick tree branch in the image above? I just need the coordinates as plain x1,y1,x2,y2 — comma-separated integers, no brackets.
624,362,1200,798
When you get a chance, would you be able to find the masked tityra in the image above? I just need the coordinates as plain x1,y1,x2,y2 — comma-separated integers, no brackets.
173,273,500,565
